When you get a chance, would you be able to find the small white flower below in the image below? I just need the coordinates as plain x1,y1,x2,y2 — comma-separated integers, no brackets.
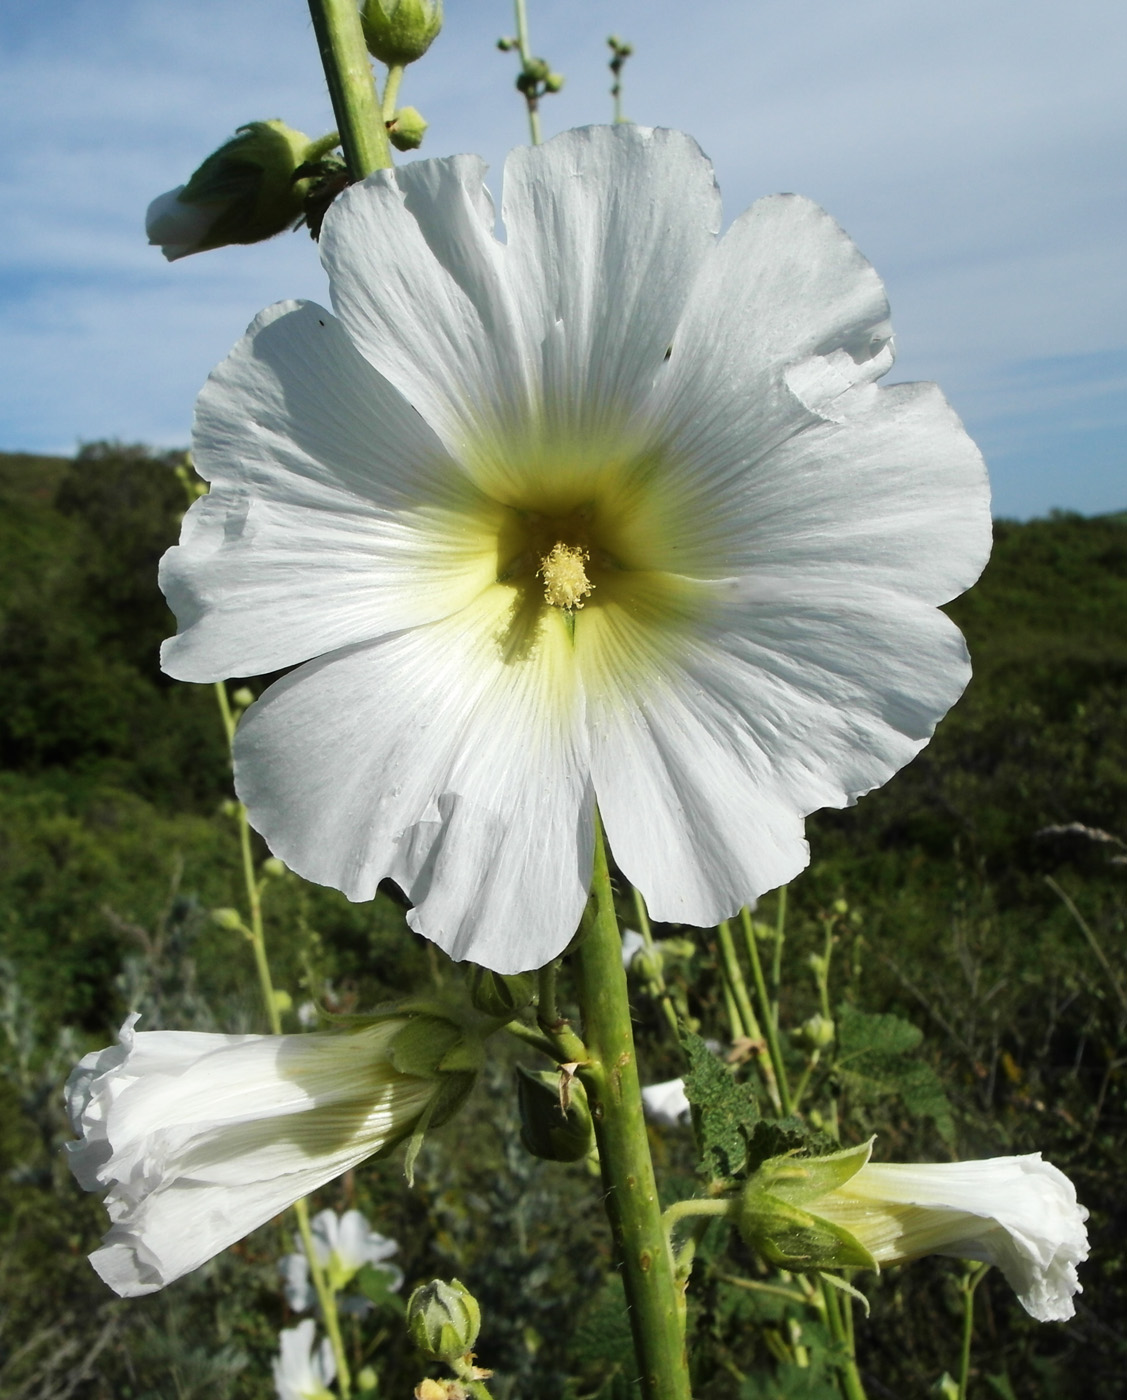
641,1078,692,1127
273,1319,336,1400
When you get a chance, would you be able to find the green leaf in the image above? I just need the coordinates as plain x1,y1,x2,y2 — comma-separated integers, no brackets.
681,1030,760,1179
835,1005,955,1144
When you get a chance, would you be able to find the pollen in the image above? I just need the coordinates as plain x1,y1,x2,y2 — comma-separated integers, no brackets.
539,541,594,610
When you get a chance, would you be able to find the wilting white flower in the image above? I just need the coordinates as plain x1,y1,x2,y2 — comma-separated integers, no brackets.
273,1319,336,1400
745,1140,1089,1322
281,1207,403,1311
641,1077,692,1126
65,1014,441,1297
160,124,990,973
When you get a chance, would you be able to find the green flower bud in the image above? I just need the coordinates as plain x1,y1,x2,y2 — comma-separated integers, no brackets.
516,1065,594,1162
407,1278,481,1362
360,0,443,67
467,965,535,1019
212,907,244,931
797,1013,836,1051
146,120,334,261
388,106,429,152
231,686,255,709
261,856,287,878
737,1141,877,1272
543,72,565,93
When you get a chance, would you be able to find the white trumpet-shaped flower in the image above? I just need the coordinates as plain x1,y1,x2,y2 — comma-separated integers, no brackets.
281,1207,403,1311
160,124,991,973
273,1319,336,1400
743,1140,1089,1322
65,1014,444,1297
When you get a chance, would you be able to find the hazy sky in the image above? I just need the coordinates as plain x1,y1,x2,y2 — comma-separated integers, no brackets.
2,0,1124,518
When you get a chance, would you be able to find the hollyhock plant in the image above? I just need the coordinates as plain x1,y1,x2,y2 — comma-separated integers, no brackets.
741,1140,1089,1322
65,1013,471,1297
159,123,991,974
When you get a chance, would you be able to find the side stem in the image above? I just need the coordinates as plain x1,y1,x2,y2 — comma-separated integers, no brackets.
572,816,692,1400
307,0,392,177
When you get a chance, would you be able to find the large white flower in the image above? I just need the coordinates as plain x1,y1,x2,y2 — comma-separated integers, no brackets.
65,1014,442,1297
160,124,991,973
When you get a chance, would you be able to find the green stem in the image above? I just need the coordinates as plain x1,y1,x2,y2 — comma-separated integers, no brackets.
572,815,692,1400
739,906,794,1116
1046,875,1127,1017
381,63,405,122
632,887,682,1042
213,683,351,1397
818,1277,867,1400
771,886,788,1011
307,0,391,177
957,1264,990,1400
503,1019,559,1060
512,0,541,145
717,921,781,1111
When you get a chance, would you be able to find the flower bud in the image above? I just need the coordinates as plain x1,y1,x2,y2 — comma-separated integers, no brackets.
388,107,429,152
468,965,535,1019
231,686,255,709
516,1066,594,1162
212,907,244,931
360,0,443,67
797,1013,835,1051
738,1143,878,1272
407,1278,481,1362
146,120,332,261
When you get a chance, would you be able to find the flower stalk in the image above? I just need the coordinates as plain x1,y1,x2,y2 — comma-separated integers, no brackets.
573,815,692,1400
215,681,351,1398
307,0,391,177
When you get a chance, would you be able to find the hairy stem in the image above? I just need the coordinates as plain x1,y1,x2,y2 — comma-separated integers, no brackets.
307,0,391,177
573,815,692,1400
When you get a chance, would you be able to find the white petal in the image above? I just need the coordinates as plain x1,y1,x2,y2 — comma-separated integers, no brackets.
639,380,991,607
321,127,719,455
641,1078,692,1127
646,194,897,521
585,582,970,925
234,591,593,972
162,300,497,682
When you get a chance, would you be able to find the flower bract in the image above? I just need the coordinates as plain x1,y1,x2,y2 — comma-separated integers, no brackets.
160,124,991,973
65,1014,448,1296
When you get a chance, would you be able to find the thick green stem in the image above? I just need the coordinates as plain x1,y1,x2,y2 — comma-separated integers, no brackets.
573,817,692,1400
739,906,794,1116
307,0,391,177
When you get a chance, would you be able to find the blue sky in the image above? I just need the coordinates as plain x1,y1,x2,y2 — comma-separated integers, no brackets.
1,0,1123,518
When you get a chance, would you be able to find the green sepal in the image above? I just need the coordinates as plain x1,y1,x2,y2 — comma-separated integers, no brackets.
756,1138,874,1205
387,1014,485,1078
468,965,536,1019
737,1188,877,1272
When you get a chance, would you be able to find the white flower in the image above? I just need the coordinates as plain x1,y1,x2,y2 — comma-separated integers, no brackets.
160,125,990,973
641,1077,692,1126
273,1319,336,1400
810,1148,1089,1321
620,928,645,969
281,1207,403,1311
65,1014,439,1297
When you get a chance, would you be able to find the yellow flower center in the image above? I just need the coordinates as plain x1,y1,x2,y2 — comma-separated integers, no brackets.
539,541,594,610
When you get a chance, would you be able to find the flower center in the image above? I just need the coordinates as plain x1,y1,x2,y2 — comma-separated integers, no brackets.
539,541,594,610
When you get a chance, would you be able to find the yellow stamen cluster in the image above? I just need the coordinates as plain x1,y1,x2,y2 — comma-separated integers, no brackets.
539,541,594,610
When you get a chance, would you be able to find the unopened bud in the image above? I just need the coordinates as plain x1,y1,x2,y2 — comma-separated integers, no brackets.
388,106,428,152
468,965,535,1019
212,907,243,931
231,686,255,709
146,120,332,261
407,1278,481,1362
516,1066,594,1162
361,0,443,67
798,1013,835,1051
261,856,287,878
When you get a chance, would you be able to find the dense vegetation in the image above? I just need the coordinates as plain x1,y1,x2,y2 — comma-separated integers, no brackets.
1,444,1124,1399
